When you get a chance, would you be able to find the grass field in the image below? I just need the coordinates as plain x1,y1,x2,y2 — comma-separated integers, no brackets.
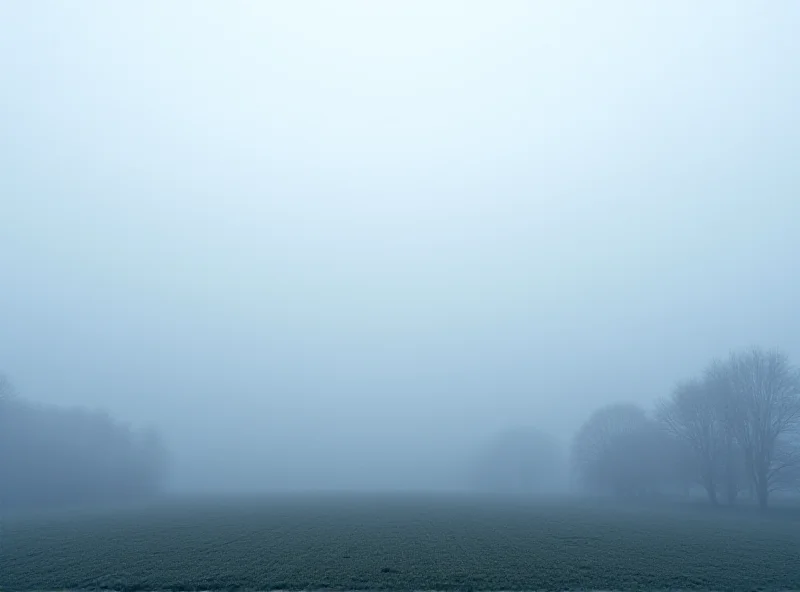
2,493,800,591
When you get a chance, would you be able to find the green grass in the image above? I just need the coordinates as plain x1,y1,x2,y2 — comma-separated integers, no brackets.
2,493,800,591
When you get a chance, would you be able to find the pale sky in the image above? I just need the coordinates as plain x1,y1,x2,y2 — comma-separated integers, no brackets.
1,1,799,490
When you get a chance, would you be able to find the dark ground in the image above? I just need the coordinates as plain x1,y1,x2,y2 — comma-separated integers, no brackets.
2,493,800,591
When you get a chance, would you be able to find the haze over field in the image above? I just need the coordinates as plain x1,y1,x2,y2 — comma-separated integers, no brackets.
2,1,799,494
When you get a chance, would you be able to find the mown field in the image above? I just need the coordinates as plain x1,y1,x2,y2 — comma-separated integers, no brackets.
2,493,800,591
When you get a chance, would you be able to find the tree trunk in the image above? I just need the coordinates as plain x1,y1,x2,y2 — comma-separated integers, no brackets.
723,438,738,505
725,471,738,505
704,476,718,506
751,454,770,510
756,479,769,510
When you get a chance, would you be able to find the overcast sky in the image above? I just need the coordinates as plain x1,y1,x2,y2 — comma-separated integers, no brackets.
2,1,799,490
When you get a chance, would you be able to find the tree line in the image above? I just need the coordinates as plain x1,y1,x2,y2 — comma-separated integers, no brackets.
571,347,800,509
471,426,565,494
0,376,168,511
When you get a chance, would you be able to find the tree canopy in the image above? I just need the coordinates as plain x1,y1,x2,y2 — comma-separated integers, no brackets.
0,375,168,511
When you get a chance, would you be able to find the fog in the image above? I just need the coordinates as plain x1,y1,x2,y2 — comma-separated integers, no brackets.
1,1,799,495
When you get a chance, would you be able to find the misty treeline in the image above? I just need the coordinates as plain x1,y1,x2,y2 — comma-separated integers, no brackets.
471,426,565,494
0,376,168,511
571,347,800,509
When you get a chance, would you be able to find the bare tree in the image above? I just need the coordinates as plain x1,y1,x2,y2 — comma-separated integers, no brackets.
724,348,800,509
769,435,800,493
704,360,747,504
657,379,721,504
